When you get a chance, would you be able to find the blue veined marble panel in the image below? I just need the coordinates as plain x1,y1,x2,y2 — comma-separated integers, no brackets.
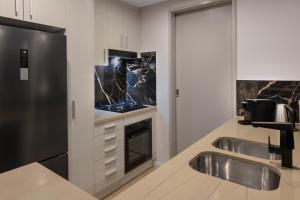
236,80,300,121
126,52,156,105
95,56,127,106
95,51,157,107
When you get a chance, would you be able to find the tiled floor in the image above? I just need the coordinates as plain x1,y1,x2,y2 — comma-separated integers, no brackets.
101,168,155,200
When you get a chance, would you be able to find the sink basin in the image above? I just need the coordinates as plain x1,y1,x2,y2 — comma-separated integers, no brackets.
213,137,281,160
189,152,280,191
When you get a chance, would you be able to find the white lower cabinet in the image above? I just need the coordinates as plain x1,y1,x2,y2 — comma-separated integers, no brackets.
94,139,124,161
93,112,156,196
94,120,125,194
95,151,124,172
95,165,124,192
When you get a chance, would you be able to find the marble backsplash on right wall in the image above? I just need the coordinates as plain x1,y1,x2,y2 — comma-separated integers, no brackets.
236,80,300,121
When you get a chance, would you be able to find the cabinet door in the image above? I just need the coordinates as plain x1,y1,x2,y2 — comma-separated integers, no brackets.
95,0,108,65
123,6,139,52
0,0,23,20
107,0,123,50
66,0,95,193
23,0,67,28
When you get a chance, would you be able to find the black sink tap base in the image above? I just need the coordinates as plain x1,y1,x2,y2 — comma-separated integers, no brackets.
252,122,294,168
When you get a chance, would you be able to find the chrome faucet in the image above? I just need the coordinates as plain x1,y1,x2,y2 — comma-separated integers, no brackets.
252,122,294,168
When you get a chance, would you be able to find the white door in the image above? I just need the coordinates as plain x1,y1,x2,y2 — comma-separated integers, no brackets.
23,0,67,28
175,3,233,153
0,0,23,20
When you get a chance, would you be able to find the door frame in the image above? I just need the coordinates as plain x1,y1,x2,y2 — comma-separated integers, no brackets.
168,0,237,157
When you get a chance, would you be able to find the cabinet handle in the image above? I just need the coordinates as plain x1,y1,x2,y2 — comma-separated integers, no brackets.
103,49,106,64
105,157,117,165
120,35,123,49
104,145,117,153
72,100,76,119
15,0,19,16
104,124,117,130
104,135,117,142
105,169,117,178
30,0,33,19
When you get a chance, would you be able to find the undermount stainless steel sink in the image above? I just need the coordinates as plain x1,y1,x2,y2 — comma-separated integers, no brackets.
213,137,281,160
189,152,280,191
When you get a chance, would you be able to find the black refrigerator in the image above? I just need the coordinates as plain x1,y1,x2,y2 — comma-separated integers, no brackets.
0,24,68,179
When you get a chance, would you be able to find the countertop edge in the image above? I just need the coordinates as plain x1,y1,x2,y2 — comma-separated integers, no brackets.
95,106,157,125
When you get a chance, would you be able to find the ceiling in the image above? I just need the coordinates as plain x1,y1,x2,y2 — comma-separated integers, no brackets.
120,0,167,8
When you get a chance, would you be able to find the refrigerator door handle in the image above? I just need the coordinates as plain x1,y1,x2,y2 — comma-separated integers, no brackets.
72,100,76,119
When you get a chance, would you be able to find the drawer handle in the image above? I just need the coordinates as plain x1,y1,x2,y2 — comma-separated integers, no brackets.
104,124,117,130
104,135,117,142
104,146,117,153
105,169,117,177
105,157,117,165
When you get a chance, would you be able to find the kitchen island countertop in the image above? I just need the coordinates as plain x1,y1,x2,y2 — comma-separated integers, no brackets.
0,163,98,200
111,117,300,200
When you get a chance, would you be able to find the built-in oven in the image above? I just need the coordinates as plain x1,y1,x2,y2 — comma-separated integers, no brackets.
125,118,152,173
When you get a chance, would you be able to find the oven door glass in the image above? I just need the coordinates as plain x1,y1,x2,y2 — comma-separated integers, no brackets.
125,121,152,173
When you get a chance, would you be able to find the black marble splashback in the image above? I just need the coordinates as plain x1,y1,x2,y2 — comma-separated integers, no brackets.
237,80,300,121
95,57,126,105
127,52,156,105
95,50,156,107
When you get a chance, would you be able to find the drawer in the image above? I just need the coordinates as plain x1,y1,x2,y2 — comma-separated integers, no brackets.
95,150,124,173
95,120,124,136
95,140,124,161
95,165,124,192
94,129,124,148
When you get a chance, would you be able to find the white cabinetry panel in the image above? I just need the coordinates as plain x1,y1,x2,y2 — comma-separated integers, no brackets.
0,0,23,20
24,0,67,28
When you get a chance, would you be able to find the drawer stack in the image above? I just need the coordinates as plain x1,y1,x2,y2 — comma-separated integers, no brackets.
94,120,125,192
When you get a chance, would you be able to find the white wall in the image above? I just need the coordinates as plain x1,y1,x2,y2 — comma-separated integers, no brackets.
140,0,223,162
140,0,300,162
237,0,300,80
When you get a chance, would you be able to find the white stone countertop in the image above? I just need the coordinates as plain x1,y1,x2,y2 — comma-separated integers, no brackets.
110,117,300,200
0,163,98,200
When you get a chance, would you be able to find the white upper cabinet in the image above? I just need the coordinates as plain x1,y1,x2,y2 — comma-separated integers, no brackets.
94,0,140,65
23,0,67,28
0,0,66,28
94,0,108,65
107,0,124,50
0,0,23,20
123,6,139,52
